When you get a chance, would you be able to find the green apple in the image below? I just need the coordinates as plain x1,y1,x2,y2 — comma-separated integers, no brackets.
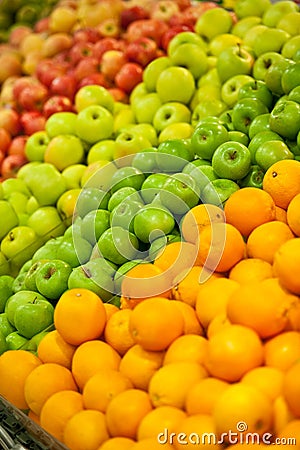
81,209,111,245
35,259,72,300
62,164,87,190
158,123,194,143
248,130,283,163
45,111,77,138
132,148,158,173
265,57,295,96
228,130,250,146
140,173,169,204
212,141,251,180
255,139,294,171
160,172,200,215
121,124,158,147
113,129,152,163
22,162,67,206
253,51,285,81
97,226,139,265
198,67,221,88
27,206,66,240
110,166,145,194
191,121,229,161
142,56,172,92
195,7,233,41
31,237,64,263
0,330,7,355
262,0,299,27
288,85,300,103
131,92,162,124
12,271,27,293
216,44,254,83
232,97,269,135
0,275,14,313
282,35,300,60
231,16,262,38
6,331,28,350
75,105,114,144
14,298,54,339
281,62,300,94
234,0,271,18
277,12,300,36
0,252,10,276
67,258,116,302
5,290,47,327
156,139,194,172
113,107,136,134
168,31,207,55
44,134,84,171
75,84,115,113
169,43,208,80
208,33,242,57
191,100,227,126
253,27,290,57
7,192,28,216
25,131,50,162
0,313,15,337
56,236,92,268
110,199,144,233
156,66,195,105
201,178,240,206
25,330,49,353
248,113,271,139
0,200,19,240
270,100,300,140
1,226,41,270
26,196,40,215
1,178,31,199
129,82,149,104
108,187,142,212
24,259,49,292
133,204,175,243
153,102,191,132
221,74,254,107
219,109,234,131
87,140,115,165
194,84,222,104
239,164,265,188
237,80,273,109
76,187,110,217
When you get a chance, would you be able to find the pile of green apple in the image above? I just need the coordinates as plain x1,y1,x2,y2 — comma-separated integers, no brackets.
2,0,300,354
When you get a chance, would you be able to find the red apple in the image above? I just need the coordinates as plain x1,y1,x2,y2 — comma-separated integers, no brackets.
120,5,150,29
68,41,95,65
20,111,46,136
0,150,5,167
93,37,124,60
125,19,169,46
12,76,40,101
100,50,128,80
52,50,72,70
161,24,193,51
9,25,32,47
34,17,50,33
8,135,28,157
74,56,100,81
50,74,77,100
108,87,128,103
42,95,74,119
77,72,111,89
150,0,180,22
0,109,21,136
73,27,101,44
174,0,192,11
36,60,66,87
124,36,158,67
115,62,143,94
98,19,121,38
0,128,12,154
1,154,28,179
18,84,49,112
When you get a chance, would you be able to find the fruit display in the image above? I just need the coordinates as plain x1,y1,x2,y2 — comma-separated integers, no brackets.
0,0,300,448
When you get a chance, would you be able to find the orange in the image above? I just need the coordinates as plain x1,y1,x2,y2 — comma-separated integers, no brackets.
285,297,300,331
120,263,171,308
130,439,173,450
104,308,135,356
154,241,201,281
40,390,84,442
53,288,107,346
213,383,273,438
103,303,119,321
287,192,300,236
229,258,273,284
195,277,240,329
71,340,121,390
171,300,204,335
24,362,78,415
37,330,76,369
196,222,246,273
163,334,208,365
206,313,231,339
273,238,300,294
224,186,276,237
98,437,135,450
181,203,225,244
241,366,284,402
63,409,109,450
171,265,204,307
0,350,41,410
282,360,300,417
185,377,229,415
264,331,300,372
148,361,207,409
172,414,221,449
204,324,264,382
273,395,296,436
275,205,288,224
82,368,133,412
226,278,296,339
277,419,300,448
246,220,294,264
119,344,164,391
137,406,187,441
105,388,153,439
263,159,300,209
128,296,184,351
28,410,40,425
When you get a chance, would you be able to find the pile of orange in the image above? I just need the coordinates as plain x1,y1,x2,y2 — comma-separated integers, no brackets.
0,159,300,449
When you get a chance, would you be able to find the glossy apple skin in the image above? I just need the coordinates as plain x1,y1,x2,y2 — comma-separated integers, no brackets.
42,96,74,119
115,62,143,94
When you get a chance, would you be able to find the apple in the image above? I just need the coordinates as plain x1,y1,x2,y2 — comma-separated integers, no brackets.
150,0,180,22
248,130,283,163
8,135,28,157
239,164,264,189
75,104,114,144
5,290,47,327
0,52,22,85
42,32,73,58
31,237,64,264
237,79,273,109
231,16,262,39
0,128,11,154
234,0,271,19
76,187,110,217
253,27,290,58
124,37,158,68
0,200,19,240
167,30,207,55
161,24,194,52
115,62,144,94
212,141,251,180
50,74,77,101
56,235,92,268
0,313,15,338
140,173,169,204
281,35,300,60
110,198,143,233
120,5,149,29
142,56,172,92
81,209,111,245
221,74,254,107
0,251,10,276
18,83,48,112
216,44,254,83
281,62,300,94
25,131,50,162
74,84,115,113
45,111,77,138
100,50,127,81
77,72,111,90
108,186,142,211
20,111,46,136
265,57,294,96
262,0,299,27
34,259,72,301
125,19,169,46
42,95,74,119
122,124,158,147
191,121,229,161
133,203,175,244
159,172,200,215
131,92,162,124
6,331,28,350
252,51,284,81
27,206,66,240
156,66,195,104
1,226,41,271
0,275,14,313
195,7,233,41
269,100,300,140
24,259,50,292
0,108,21,136
62,164,87,189
202,178,240,206
14,298,54,339
232,97,269,135
169,42,208,80
152,102,191,132
113,129,152,162
255,140,294,171
277,12,300,37
110,166,145,194
156,138,194,172
208,33,242,57
191,99,227,126
158,122,194,143
44,135,84,172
